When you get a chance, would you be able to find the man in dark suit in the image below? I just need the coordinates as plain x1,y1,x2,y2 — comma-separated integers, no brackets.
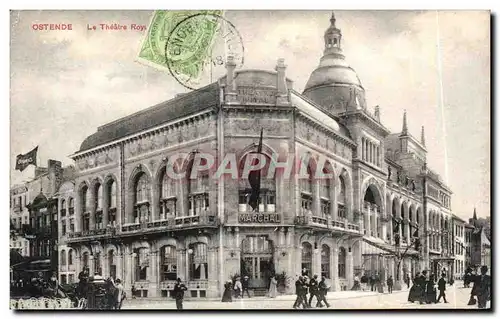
316,277,330,308
436,273,448,303
476,266,491,309
307,275,319,307
173,278,188,310
293,276,307,309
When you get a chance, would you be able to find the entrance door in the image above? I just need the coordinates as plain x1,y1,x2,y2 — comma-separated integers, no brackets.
241,236,274,289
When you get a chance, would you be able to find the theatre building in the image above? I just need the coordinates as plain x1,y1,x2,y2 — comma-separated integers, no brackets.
57,12,454,298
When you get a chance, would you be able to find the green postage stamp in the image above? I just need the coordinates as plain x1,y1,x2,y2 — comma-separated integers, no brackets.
137,10,223,84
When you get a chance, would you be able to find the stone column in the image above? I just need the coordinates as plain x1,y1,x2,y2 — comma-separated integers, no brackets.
313,246,321,276
367,205,371,236
103,186,109,227
373,204,378,238
89,254,95,276
178,249,187,281
89,189,96,230
313,180,321,217
347,249,354,289
330,178,337,220
332,247,339,291
149,250,158,297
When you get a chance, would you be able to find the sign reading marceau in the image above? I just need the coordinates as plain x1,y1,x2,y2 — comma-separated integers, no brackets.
239,213,281,223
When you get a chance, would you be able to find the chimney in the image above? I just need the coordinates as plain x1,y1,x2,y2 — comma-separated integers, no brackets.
48,159,62,195
224,55,237,103
421,126,426,146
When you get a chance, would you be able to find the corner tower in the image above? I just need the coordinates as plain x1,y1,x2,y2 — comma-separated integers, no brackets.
303,12,366,116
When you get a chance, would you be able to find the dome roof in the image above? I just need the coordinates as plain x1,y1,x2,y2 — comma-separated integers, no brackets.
304,54,362,91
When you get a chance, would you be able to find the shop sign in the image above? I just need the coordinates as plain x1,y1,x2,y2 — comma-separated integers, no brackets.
239,213,281,223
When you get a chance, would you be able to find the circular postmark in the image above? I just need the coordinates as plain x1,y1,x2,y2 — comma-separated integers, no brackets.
165,13,245,90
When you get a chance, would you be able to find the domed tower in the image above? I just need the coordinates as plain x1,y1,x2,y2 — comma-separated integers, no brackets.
303,12,367,116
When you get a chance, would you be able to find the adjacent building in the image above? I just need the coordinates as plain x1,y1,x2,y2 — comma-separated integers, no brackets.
10,185,30,257
52,12,458,298
451,214,466,279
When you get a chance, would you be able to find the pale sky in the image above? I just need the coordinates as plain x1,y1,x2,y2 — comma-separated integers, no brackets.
10,10,490,220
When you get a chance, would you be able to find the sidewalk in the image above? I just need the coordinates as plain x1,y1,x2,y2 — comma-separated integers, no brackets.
125,288,409,305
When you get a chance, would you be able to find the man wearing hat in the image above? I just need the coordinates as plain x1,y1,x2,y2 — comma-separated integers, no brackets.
173,278,188,310
475,266,491,309
242,276,251,298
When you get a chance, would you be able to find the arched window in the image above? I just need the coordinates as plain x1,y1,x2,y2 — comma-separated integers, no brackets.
135,174,149,204
106,179,117,226
338,247,346,278
301,242,312,274
300,160,314,215
60,199,66,217
189,243,208,280
81,186,88,213
107,180,117,208
321,244,330,279
160,170,177,218
160,245,177,281
94,252,102,275
134,173,151,223
96,184,103,209
82,252,89,268
108,250,116,279
186,158,210,216
338,176,347,219
134,247,149,281
238,153,276,213
320,164,333,217
60,250,67,266
68,249,74,265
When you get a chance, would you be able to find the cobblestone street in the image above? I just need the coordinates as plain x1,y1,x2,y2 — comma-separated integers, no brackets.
121,282,488,310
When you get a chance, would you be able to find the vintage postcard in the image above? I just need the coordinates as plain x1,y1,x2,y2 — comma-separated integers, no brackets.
9,10,491,310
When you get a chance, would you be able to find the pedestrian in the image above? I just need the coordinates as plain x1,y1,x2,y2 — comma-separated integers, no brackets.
109,278,125,310
173,278,188,310
221,281,233,302
369,273,376,291
316,277,330,308
387,276,394,294
404,273,410,289
436,273,448,303
425,274,437,304
475,265,491,309
242,276,251,298
307,275,319,307
293,276,307,309
268,275,277,298
301,268,309,277
130,284,137,299
351,274,361,291
233,276,242,298
360,273,368,291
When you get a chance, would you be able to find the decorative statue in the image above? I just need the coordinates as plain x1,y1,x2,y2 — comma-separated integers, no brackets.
412,181,416,191
387,167,392,180
405,176,410,186
396,171,401,183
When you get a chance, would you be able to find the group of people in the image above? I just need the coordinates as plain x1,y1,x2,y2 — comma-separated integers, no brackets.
76,267,125,310
408,271,449,304
11,271,64,299
222,275,278,302
467,265,491,309
293,274,330,309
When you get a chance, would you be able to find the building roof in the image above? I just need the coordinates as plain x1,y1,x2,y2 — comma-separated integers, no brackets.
78,83,219,152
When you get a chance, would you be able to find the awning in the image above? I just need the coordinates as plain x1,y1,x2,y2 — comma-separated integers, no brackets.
362,237,419,257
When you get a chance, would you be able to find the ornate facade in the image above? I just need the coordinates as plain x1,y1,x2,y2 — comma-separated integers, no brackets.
56,12,455,298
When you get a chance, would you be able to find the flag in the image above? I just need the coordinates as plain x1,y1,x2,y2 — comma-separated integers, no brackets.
15,146,38,172
248,129,263,211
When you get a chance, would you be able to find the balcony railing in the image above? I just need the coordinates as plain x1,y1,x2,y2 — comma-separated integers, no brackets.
294,216,361,233
121,214,219,234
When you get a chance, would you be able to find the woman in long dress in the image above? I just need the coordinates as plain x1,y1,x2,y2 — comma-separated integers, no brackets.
268,276,277,298
221,281,233,302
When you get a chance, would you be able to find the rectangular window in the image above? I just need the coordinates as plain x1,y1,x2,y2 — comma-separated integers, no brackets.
61,275,67,285
68,274,74,284
70,219,75,233
338,204,347,219
62,223,67,235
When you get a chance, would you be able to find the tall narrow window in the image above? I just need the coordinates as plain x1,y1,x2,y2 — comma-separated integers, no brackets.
68,249,74,265
189,243,208,280
338,247,346,278
321,244,330,279
338,176,347,219
301,242,313,274
134,174,150,223
60,250,67,266
161,171,177,219
187,157,211,216
135,248,149,281
108,250,116,279
161,245,177,281
300,162,314,215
